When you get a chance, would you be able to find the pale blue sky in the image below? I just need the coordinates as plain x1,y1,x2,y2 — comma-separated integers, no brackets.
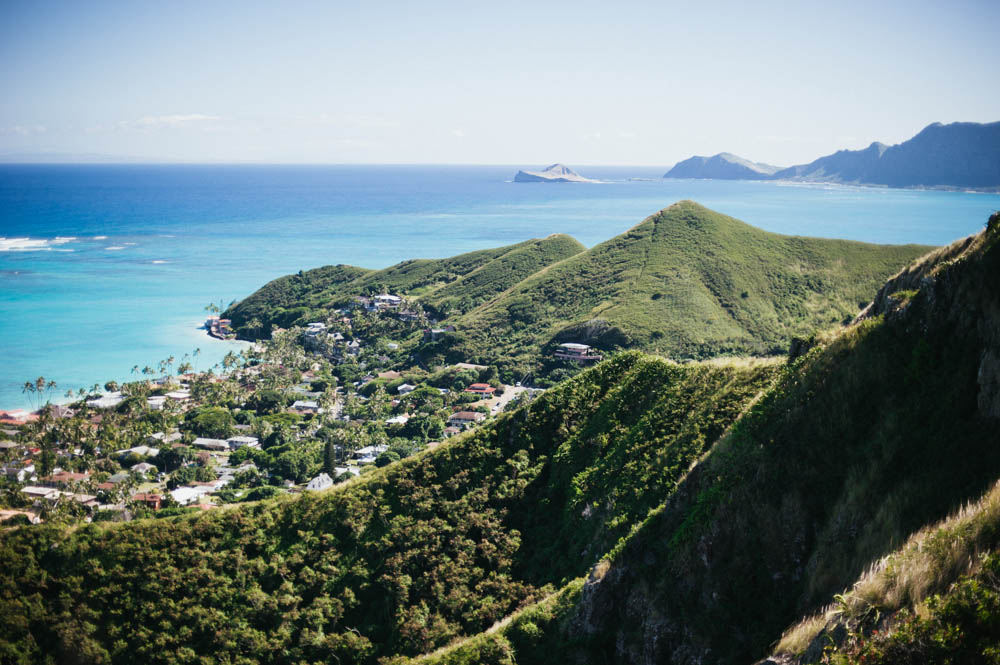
1,0,998,165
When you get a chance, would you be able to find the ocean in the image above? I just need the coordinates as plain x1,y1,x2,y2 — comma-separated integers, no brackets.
2,164,999,409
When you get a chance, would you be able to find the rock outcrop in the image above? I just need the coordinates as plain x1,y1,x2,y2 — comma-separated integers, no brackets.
514,163,597,183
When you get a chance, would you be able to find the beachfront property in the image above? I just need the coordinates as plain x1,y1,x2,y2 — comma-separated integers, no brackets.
205,315,235,340
553,342,603,363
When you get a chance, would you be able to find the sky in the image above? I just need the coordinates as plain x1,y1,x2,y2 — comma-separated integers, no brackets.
1,0,998,166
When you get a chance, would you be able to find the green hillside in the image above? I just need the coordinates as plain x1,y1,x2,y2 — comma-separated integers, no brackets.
0,354,777,665
3,216,994,665
448,201,931,373
226,201,930,378
224,235,585,336
403,215,1000,665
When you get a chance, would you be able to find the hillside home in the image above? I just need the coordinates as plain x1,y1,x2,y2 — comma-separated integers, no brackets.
130,462,157,474
305,473,333,491
465,383,496,396
448,411,486,427
291,400,320,414
397,383,416,394
553,342,603,363
146,395,168,410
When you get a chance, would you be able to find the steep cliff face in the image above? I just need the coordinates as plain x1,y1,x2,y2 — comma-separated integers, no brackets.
554,214,1000,664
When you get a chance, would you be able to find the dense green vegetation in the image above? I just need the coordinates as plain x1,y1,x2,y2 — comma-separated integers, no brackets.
226,201,929,381
224,235,584,336
0,353,776,664
393,217,1000,664
450,201,930,373
4,212,995,665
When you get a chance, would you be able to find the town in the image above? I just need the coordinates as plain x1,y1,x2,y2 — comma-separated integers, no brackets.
0,293,603,526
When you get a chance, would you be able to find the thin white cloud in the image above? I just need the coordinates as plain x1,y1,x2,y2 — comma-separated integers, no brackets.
118,114,221,131
451,128,466,138
581,132,602,141
312,113,401,129
618,131,637,140
1,125,47,136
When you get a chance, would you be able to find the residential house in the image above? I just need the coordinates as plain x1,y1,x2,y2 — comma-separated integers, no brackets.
227,435,260,450
447,411,486,427
554,342,603,363
132,493,163,510
305,473,333,491
86,392,125,409
396,383,416,395
117,444,160,458
291,400,320,414
465,383,496,396
192,437,229,451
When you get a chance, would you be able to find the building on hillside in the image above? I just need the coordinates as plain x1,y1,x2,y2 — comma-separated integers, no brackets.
396,383,416,394
448,411,486,427
423,326,456,342
465,383,496,396
553,342,603,363
305,473,333,491
131,462,157,474
373,294,403,310
291,400,320,414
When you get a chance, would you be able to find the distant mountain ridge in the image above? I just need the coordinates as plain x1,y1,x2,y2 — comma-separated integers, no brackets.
664,121,1000,190
664,152,781,179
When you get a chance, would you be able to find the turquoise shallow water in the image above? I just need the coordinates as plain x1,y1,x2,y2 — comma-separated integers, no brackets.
2,164,999,409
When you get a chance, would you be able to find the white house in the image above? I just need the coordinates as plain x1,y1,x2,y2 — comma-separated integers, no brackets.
396,383,416,394
227,435,260,450
86,392,125,409
305,473,333,491
170,485,210,505
192,437,229,451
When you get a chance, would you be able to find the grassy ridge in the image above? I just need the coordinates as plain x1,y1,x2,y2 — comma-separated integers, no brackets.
0,354,775,665
225,202,929,373
399,221,1000,665
450,201,931,372
225,235,585,336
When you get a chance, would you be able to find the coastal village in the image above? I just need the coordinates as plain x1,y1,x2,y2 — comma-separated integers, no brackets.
0,292,601,526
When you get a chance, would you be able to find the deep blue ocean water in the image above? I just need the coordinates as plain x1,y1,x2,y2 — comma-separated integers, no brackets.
2,164,999,409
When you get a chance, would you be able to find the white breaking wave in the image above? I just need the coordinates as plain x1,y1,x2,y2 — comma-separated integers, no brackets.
105,246,126,250
93,235,108,240
152,260,168,264
0,237,78,252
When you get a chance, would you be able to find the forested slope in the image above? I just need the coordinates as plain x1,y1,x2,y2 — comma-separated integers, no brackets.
0,354,776,664
402,215,1000,665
